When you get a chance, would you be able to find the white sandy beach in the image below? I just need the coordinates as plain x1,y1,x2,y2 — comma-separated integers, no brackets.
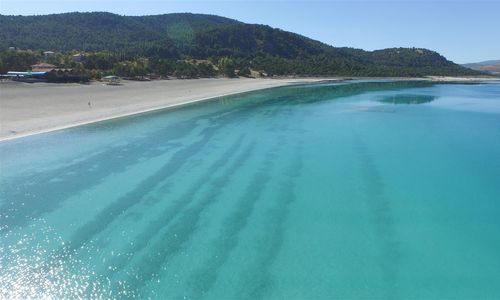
0,78,330,140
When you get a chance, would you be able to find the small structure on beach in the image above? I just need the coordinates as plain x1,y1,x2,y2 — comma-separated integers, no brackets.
102,75,121,85
72,53,84,62
43,51,55,59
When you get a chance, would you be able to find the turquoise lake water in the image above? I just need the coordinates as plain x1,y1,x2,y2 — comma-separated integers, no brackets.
1,80,500,299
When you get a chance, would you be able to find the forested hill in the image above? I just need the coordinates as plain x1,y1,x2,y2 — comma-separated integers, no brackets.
0,12,480,76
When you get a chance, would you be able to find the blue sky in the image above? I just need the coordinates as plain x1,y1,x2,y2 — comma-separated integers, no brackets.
1,0,498,63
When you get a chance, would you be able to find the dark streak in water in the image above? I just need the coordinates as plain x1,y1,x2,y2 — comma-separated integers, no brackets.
0,115,206,231
236,145,303,299
354,134,400,299
122,102,300,291
183,107,303,299
120,141,259,296
377,94,436,105
100,135,246,281
66,123,223,253
184,144,283,299
121,103,294,298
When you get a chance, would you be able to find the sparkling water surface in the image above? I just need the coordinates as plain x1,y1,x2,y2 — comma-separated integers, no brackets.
1,81,500,299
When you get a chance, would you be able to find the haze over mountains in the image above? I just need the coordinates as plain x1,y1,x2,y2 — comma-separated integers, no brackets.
0,12,481,76
462,60,500,75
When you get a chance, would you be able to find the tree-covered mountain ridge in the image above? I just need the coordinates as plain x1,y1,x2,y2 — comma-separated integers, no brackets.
0,12,480,76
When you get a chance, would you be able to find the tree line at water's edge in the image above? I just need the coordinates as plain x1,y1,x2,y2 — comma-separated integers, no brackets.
0,12,482,80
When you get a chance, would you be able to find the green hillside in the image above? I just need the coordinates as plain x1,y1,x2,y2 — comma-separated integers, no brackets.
0,12,481,77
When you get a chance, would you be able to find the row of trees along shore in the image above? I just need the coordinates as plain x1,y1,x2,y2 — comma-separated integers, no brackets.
0,50,252,80
0,47,482,81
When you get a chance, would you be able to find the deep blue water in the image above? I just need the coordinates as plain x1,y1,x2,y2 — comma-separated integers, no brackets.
1,80,500,299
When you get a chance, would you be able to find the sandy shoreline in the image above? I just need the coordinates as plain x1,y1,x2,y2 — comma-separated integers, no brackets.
1,76,497,141
0,78,333,141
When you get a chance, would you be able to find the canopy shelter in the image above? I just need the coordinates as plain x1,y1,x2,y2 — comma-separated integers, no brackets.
102,75,121,85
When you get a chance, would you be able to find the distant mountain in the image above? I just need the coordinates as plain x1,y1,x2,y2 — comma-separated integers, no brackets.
462,60,500,67
0,12,481,77
462,60,500,74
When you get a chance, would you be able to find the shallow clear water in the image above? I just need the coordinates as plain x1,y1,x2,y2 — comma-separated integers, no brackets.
1,80,500,299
